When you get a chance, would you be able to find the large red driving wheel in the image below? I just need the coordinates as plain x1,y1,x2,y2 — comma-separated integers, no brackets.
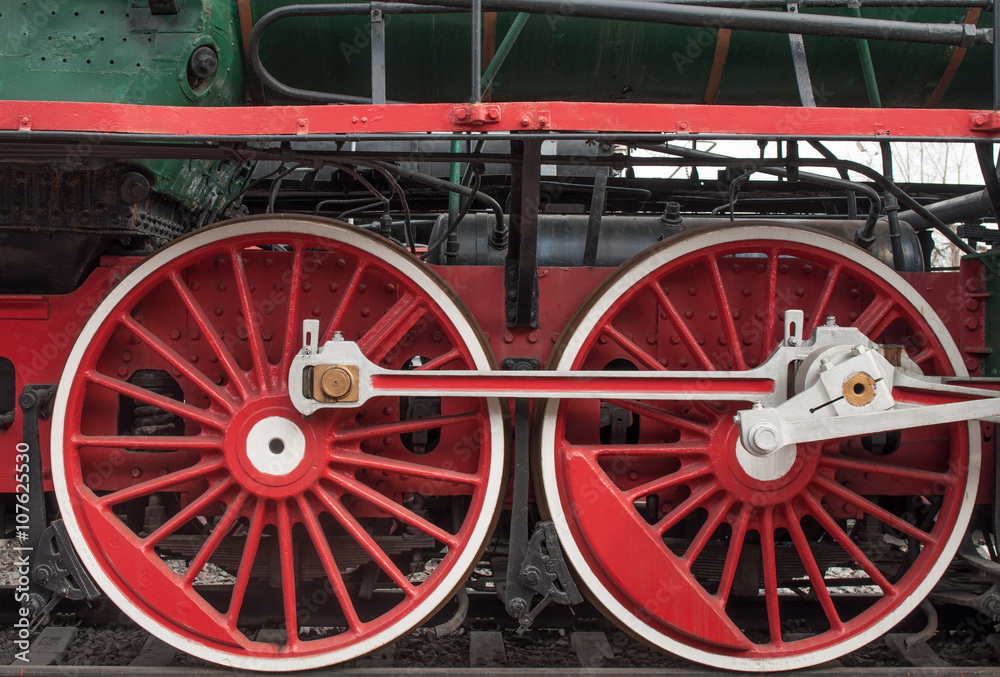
538,225,979,671
51,216,506,670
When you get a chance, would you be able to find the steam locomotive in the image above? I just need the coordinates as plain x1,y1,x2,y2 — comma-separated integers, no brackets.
1,0,998,671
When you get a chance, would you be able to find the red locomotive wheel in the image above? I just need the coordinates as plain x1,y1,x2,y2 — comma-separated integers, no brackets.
538,225,980,671
50,216,506,671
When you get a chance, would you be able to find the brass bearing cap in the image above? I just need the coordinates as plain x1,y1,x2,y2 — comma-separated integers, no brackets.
842,371,877,407
320,366,353,400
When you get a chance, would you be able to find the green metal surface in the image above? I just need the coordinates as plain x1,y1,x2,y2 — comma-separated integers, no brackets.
0,0,251,211
249,0,991,108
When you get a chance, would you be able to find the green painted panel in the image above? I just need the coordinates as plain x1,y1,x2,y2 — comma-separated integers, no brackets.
0,0,251,211
248,1,990,108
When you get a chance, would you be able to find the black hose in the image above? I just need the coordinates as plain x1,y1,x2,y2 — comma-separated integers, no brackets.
373,161,507,248
658,143,883,234
656,145,977,256
337,200,388,220
421,173,482,260
807,140,858,220
879,140,907,271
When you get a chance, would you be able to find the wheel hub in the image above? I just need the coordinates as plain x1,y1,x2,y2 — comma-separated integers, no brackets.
242,416,307,480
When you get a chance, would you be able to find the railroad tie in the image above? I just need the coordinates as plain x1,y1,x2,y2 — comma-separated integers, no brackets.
469,630,506,667
356,643,396,667
9,626,77,666
884,634,951,668
571,631,613,668
129,634,179,667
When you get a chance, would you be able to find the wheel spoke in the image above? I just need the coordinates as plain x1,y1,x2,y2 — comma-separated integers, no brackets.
565,441,710,459
706,255,747,370
119,315,236,413
228,499,265,629
800,492,894,593
852,293,895,337
759,507,783,645
716,504,751,605
322,471,458,547
818,454,955,488
805,262,842,337
812,475,936,545
87,370,227,431
280,246,306,374
681,495,734,567
183,491,248,586
297,495,364,633
600,324,666,371
143,480,233,548
624,461,712,503
605,399,713,436
357,292,426,364
230,247,272,395
276,502,300,647
97,458,225,506
310,488,416,596
72,433,223,451
334,410,480,444
323,260,368,343
763,248,779,348
783,503,844,632
910,346,936,367
657,481,718,534
650,283,714,370
328,452,480,486
169,272,251,400
416,348,465,371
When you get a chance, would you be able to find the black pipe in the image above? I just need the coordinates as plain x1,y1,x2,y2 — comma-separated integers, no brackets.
403,0,990,46
896,189,995,229
654,143,978,256
248,3,459,104
617,0,990,5
657,143,883,233
976,143,1000,222
879,141,906,270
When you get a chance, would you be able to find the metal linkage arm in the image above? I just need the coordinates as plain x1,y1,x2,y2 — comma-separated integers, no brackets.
289,321,775,416
738,345,1000,455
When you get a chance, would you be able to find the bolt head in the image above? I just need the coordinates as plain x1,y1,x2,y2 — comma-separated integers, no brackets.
749,423,780,454
188,45,219,80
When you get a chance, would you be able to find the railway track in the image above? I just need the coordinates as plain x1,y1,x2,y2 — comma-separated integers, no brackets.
2,595,998,673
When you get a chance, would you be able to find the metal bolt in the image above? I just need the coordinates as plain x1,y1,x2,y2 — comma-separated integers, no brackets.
188,45,218,80
825,316,837,326
749,422,780,454
333,331,344,341
118,171,150,204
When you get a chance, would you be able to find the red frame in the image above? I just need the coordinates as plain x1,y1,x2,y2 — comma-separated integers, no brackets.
3,100,1000,138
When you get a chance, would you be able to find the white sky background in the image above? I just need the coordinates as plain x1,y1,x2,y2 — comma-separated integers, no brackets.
632,140,986,185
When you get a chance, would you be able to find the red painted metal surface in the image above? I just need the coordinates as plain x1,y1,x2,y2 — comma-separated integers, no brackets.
0,262,992,496
541,231,975,662
2,100,1000,138
52,223,503,664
